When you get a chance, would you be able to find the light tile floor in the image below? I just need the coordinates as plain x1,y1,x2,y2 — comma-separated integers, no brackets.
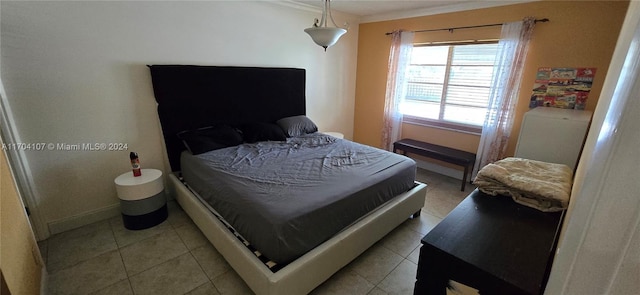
40,168,477,295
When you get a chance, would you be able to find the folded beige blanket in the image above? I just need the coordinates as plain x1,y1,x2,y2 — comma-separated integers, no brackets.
474,157,573,212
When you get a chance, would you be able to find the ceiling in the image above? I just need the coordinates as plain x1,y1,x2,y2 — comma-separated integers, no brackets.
295,0,531,22
298,0,468,16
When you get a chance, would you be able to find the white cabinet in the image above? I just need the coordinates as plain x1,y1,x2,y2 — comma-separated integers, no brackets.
514,107,592,170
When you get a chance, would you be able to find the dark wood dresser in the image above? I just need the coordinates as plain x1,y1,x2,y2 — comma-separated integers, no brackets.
414,190,563,295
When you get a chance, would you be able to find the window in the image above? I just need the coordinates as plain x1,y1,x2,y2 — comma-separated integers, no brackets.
400,43,499,133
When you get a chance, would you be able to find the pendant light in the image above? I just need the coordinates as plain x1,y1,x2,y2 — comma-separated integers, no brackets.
304,0,348,51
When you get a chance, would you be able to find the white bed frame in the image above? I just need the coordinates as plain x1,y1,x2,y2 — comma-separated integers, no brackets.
168,173,427,295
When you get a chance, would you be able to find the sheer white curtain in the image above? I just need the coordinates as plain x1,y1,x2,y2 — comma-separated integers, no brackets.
381,30,414,151
474,17,536,175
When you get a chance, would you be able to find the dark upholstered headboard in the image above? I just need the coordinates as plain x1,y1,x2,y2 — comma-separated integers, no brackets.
148,65,306,171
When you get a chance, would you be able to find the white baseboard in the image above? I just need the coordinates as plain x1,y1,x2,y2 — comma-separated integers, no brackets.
47,203,121,235
414,158,466,180
47,188,173,235
40,265,48,295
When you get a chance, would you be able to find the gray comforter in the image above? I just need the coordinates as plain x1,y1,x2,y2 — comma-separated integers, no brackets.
181,133,416,264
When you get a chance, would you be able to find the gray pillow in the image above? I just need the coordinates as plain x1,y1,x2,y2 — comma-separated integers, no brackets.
276,115,318,137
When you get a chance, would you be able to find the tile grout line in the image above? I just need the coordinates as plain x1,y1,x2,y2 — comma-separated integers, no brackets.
185,248,224,294
108,220,133,293
167,211,221,295
48,168,465,295
46,221,117,275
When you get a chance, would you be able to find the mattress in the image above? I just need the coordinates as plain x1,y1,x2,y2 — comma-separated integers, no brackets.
180,133,416,264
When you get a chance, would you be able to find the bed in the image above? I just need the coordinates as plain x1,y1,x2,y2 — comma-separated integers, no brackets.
148,65,427,294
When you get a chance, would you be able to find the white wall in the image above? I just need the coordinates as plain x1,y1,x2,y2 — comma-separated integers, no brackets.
0,1,359,237
544,1,640,293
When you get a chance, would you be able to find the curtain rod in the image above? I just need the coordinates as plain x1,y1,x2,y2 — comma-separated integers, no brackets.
385,18,549,35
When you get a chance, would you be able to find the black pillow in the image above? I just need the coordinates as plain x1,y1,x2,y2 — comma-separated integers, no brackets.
177,125,243,155
276,115,318,137
241,122,287,143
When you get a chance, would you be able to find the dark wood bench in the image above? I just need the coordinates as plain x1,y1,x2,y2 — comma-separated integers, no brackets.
393,138,476,191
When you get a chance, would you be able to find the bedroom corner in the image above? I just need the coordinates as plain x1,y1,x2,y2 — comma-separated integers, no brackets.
353,0,627,174
0,0,360,237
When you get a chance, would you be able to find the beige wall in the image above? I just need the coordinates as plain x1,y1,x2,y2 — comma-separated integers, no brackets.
1,138,44,294
354,0,629,160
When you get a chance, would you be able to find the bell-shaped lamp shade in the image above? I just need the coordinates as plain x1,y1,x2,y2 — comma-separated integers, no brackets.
304,27,347,51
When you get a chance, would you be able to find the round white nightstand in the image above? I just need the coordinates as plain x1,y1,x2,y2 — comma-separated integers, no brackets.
322,131,344,139
114,168,167,230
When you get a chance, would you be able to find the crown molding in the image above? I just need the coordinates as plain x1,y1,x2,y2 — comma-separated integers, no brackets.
269,0,539,25
275,0,323,14
360,0,539,23
273,0,362,23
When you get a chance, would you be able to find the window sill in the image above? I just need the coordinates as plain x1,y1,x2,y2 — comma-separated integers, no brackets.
402,116,482,136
